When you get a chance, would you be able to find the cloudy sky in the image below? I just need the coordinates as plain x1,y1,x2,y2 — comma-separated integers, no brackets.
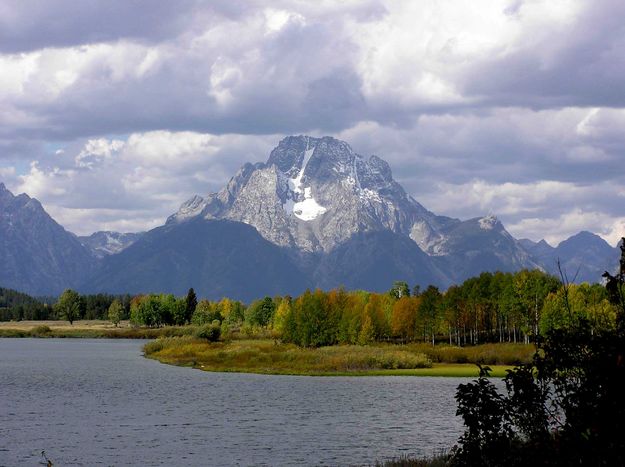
1,0,623,245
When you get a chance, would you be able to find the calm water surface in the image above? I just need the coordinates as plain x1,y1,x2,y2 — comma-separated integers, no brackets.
0,339,468,466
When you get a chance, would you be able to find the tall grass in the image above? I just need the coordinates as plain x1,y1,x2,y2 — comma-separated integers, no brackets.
405,343,534,366
144,338,432,375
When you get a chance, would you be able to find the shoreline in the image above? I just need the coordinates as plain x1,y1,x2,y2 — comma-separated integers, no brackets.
1,321,527,378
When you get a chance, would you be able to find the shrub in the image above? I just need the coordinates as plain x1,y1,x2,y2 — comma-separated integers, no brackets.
30,325,52,336
195,322,221,342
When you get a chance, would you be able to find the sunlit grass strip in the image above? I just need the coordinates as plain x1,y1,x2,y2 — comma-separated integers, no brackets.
144,338,514,377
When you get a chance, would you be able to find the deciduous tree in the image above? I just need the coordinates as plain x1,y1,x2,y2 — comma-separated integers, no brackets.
56,289,81,325
107,299,123,327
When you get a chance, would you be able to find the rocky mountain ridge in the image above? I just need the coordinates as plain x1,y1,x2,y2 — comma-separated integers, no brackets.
520,232,619,283
0,183,96,295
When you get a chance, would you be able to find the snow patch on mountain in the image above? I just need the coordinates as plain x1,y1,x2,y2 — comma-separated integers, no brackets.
293,187,327,221
288,146,314,195
282,143,327,221
479,215,498,230
79,231,143,258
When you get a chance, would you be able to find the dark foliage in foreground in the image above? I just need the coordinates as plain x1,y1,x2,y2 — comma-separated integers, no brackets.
452,239,625,466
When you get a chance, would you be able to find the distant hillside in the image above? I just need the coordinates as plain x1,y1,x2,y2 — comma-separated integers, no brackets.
81,218,311,302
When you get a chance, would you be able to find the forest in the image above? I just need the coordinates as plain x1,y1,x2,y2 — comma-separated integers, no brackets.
1,268,617,346
0,289,131,322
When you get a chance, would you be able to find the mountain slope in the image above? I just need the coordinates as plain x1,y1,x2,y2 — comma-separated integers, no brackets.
313,230,450,291
0,183,96,295
428,215,542,282
526,231,619,283
78,231,143,258
2,135,619,297
81,218,311,302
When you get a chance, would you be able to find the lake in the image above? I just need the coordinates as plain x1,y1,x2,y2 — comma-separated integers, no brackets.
0,339,468,466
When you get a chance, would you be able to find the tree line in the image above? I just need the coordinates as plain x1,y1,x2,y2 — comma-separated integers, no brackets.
2,268,617,347
0,289,132,322
0,287,52,321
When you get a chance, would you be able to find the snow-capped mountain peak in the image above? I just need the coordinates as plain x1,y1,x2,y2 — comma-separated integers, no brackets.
170,135,456,253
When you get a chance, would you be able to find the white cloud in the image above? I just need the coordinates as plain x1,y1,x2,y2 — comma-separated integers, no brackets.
75,138,124,169
44,205,163,235
17,161,70,198
508,210,625,247
264,9,305,34
9,131,276,235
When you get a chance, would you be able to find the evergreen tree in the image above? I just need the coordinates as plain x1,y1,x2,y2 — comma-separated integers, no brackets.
184,288,198,324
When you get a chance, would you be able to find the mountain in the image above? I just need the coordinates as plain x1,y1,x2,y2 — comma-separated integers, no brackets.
79,231,143,258
523,231,619,283
81,218,311,302
168,135,457,253
519,238,555,260
429,215,542,282
169,136,538,284
2,136,620,297
0,183,96,295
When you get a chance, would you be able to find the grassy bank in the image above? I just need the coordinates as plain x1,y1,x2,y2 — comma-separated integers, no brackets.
0,320,194,339
144,337,518,377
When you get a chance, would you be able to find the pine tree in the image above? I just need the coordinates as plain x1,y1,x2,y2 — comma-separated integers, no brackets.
184,288,198,324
